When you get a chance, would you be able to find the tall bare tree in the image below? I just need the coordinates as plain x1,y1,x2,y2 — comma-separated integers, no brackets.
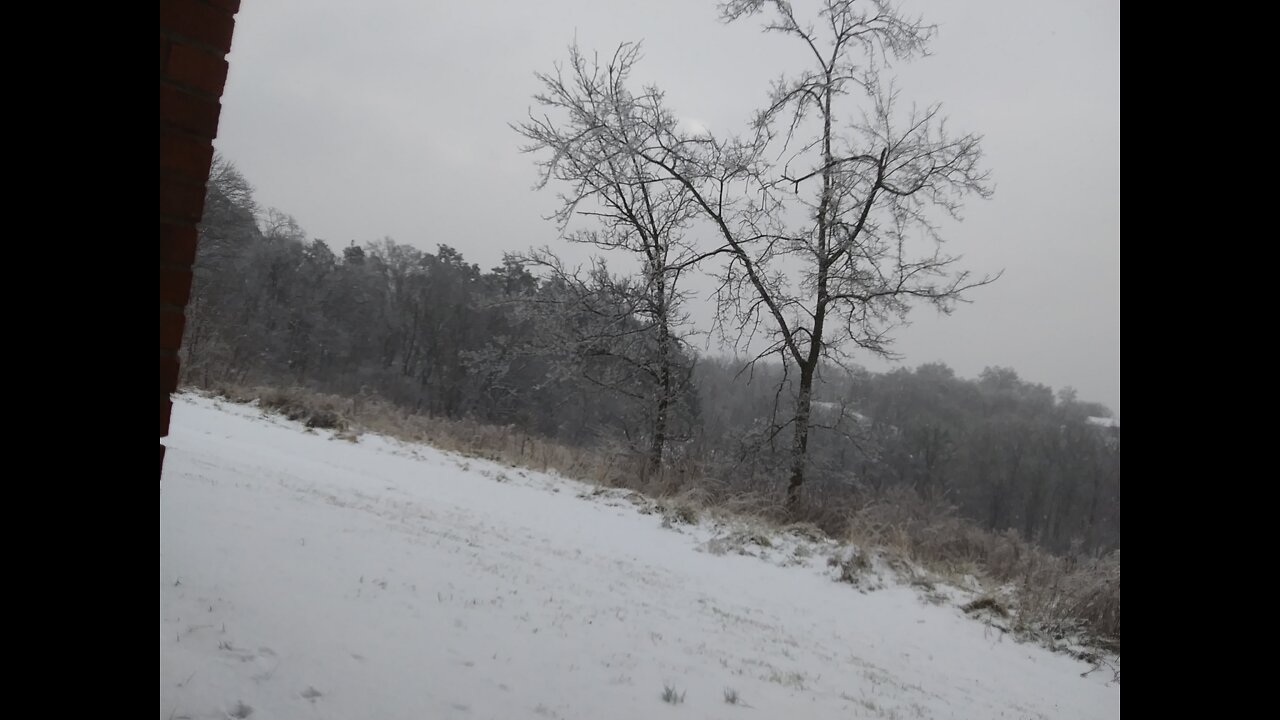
515,44,709,477
531,0,997,505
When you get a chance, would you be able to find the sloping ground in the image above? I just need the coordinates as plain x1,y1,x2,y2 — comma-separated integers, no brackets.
160,394,1120,720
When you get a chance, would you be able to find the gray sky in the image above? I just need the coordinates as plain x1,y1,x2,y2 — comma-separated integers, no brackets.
215,0,1120,415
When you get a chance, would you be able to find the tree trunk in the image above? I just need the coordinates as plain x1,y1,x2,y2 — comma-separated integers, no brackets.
786,362,816,506
649,315,671,481
786,80,834,509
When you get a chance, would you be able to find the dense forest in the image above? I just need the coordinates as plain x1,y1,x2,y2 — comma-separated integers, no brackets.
182,156,1119,556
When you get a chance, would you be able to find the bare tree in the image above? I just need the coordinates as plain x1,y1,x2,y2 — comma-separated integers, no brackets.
515,44,710,477
531,0,997,505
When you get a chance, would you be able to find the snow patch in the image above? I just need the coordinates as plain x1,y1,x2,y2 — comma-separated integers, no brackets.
161,393,1119,719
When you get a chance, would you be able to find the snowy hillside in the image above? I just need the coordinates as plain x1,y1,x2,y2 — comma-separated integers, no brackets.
160,394,1120,719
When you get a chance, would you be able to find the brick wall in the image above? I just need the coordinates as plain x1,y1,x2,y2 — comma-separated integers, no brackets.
160,0,240,479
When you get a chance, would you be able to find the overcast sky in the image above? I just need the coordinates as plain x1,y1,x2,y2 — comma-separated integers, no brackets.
214,0,1120,416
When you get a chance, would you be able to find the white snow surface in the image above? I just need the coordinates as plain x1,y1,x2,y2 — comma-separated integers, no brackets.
160,394,1120,719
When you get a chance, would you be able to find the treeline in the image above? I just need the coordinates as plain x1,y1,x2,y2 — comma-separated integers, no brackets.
182,157,1119,555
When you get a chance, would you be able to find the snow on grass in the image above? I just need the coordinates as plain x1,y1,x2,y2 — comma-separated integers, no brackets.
160,393,1119,719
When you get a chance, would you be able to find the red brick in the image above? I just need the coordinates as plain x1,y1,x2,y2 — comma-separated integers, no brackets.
160,266,194,307
159,179,207,223
160,0,236,53
161,395,173,437
160,129,215,182
161,352,181,395
160,222,199,266
164,42,229,98
206,0,242,14
161,307,187,352
160,83,222,139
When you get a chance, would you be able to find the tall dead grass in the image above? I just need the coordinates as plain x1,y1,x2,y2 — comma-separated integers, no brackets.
844,487,1120,652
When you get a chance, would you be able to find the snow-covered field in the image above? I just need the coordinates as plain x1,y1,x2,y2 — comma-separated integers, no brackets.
160,394,1120,720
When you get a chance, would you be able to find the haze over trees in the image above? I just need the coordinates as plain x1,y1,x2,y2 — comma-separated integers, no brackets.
182,150,1118,556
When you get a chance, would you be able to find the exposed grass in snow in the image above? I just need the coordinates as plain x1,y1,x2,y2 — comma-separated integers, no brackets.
187,383,1120,663
842,488,1121,662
